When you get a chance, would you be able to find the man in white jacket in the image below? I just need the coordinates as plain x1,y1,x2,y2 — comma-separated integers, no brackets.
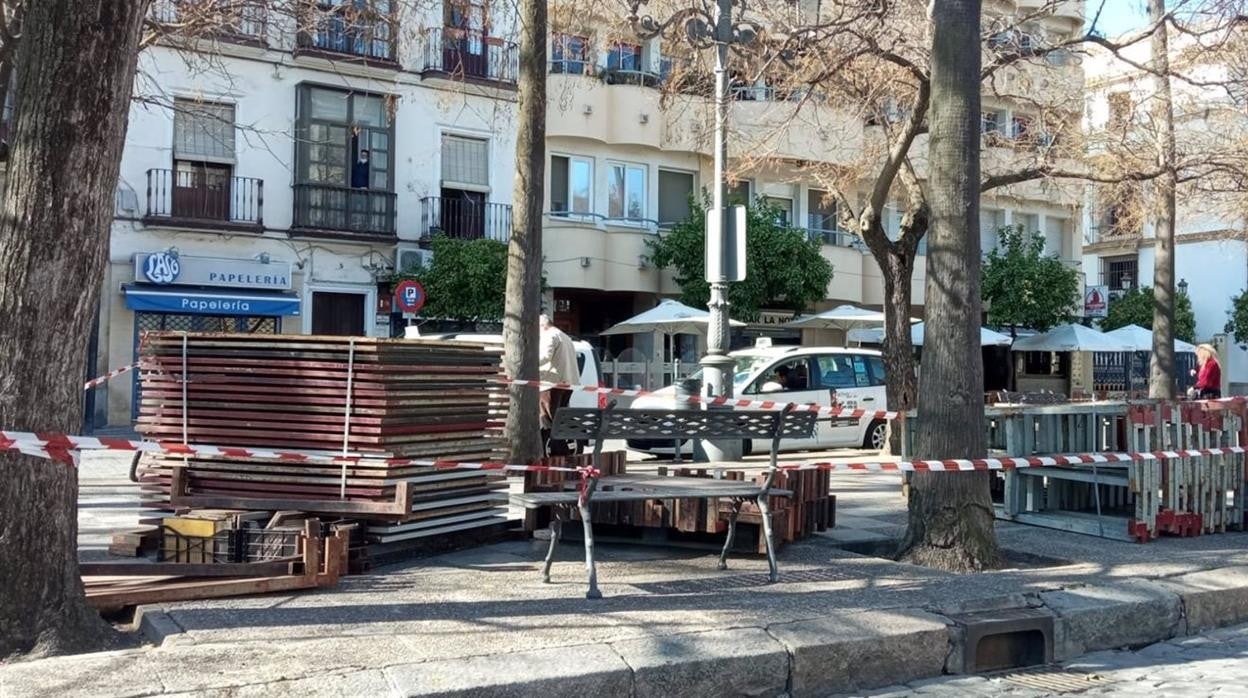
539,314,579,455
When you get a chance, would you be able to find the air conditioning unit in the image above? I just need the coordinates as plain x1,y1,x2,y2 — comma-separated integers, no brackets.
395,246,433,273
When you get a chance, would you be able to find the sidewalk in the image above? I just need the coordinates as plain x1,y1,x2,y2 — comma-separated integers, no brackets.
5,453,1248,696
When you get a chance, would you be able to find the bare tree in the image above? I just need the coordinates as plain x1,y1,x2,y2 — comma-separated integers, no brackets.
502,0,546,463
0,0,151,658
1148,0,1178,399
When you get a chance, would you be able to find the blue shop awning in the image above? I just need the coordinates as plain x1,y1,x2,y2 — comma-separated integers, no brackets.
123,285,301,317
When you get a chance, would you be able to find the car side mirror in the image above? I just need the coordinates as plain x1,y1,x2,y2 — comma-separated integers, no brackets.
759,381,785,394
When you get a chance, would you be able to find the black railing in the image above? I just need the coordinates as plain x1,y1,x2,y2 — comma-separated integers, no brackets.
145,168,263,227
422,196,511,241
298,2,396,61
603,68,662,87
293,183,396,237
420,28,518,85
148,0,267,43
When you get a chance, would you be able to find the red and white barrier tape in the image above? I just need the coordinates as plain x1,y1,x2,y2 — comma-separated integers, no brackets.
778,447,1247,473
0,430,595,475
495,378,902,420
2,429,1242,478
83,363,138,391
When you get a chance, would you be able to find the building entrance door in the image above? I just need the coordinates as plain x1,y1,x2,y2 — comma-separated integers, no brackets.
311,291,366,336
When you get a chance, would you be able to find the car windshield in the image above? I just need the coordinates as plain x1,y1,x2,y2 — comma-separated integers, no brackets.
686,354,775,386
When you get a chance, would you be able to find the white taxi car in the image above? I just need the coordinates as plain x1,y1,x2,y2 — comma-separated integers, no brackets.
626,345,890,455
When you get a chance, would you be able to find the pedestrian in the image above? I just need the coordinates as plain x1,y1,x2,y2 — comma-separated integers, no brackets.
539,314,579,455
351,148,371,189
1192,343,1222,399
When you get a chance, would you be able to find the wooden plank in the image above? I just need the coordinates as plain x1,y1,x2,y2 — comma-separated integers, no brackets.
80,560,299,577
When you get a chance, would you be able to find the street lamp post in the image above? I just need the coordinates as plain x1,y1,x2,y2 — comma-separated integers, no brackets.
630,0,755,460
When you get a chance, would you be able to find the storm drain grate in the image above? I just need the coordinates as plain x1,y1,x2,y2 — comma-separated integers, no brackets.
993,665,1105,693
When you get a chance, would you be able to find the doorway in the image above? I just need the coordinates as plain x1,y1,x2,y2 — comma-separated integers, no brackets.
311,291,367,336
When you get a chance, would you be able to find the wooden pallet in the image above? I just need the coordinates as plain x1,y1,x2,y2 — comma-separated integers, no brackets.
83,520,347,611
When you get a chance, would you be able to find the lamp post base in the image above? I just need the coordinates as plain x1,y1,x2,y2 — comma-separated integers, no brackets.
697,353,742,462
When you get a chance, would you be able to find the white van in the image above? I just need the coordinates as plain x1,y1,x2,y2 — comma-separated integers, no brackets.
627,345,890,455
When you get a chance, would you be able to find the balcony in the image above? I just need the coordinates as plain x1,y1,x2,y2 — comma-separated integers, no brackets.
801,225,861,249
296,2,397,63
148,0,267,45
144,168,263,231
421,196,511,242
292,183,396,239
419,28,517,85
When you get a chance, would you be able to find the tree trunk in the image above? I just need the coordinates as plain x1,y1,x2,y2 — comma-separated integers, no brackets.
897,0,1002,572
501,0,545,463
0,0,150,659
1147,0,1177,400
880,246,917,444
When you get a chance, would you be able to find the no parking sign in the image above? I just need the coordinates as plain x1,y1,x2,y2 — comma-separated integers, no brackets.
394,280,426,315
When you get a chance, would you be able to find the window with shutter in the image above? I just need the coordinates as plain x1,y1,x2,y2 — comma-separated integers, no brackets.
657,170,694,228
174,100,236,163
441,134,489,190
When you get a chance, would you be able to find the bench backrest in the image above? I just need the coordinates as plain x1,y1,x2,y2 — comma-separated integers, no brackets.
551,407,818,441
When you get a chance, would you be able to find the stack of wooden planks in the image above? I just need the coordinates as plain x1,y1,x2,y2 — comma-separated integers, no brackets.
137,333,505,458
522,456,835,552
133,332,509,542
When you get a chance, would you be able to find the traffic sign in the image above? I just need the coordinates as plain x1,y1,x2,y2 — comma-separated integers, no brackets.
394,280,426,314
1084,285,1108,318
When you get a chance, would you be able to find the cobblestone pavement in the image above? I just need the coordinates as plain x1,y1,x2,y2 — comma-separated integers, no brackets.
860,621,1248,697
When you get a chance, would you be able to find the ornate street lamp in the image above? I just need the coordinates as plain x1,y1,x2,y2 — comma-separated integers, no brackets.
627,1,758,456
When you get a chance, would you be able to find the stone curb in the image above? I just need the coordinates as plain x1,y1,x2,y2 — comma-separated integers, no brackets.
123,564,1248,697
133,606,192,647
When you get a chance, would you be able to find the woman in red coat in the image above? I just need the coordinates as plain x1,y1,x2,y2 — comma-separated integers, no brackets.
1193,344,1222,399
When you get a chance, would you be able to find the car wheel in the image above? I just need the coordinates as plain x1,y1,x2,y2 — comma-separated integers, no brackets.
863,420,888,451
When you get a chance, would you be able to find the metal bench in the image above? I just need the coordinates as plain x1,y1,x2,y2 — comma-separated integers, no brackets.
513,404,818,598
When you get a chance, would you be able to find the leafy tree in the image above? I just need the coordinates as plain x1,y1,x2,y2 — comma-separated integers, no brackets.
392,237,510,322
982,225,1082,335
1102,286,1196,343
1227,290,1248,345
646,195,834,322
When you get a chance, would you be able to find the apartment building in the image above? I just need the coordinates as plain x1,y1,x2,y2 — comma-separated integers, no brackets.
91,0,1089,427
541,0,1088,352
1080,32,1248,393
96,0,523,427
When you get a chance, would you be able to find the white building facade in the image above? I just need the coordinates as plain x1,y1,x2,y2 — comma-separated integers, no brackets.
1080,35,1248,395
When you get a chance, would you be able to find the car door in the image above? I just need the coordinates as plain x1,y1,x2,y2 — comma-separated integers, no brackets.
834,354,887,446
742,356,822,452
812,354,864,446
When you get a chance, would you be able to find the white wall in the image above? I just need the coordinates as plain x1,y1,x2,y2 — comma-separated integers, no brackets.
1134,240,1248,341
